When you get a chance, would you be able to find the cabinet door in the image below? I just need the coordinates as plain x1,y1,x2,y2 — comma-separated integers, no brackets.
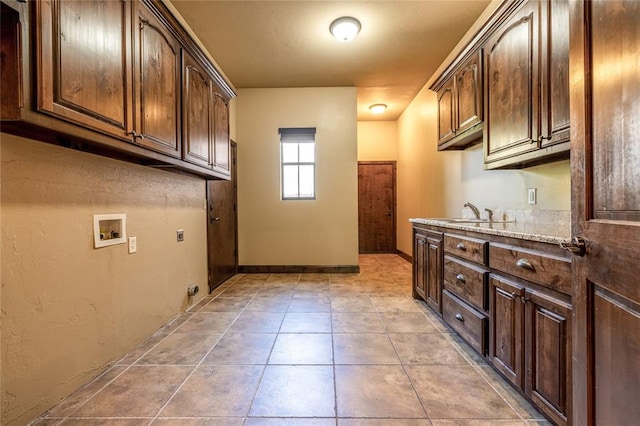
456,52,483,135
437,79,456,145
212,91,231,175
35,0,132,139
412,231,428,301
484,1,540,166
182,52,212,168
133,2,181,158
424,233,443,313
490,274,525,388
525,288,571,426
539,0,570,148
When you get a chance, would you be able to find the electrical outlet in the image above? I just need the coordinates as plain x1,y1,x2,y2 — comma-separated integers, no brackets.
177,229,184,242
128,236,137,254
528,188,537,205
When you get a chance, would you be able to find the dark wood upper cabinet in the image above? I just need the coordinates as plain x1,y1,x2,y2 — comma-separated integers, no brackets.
212,91,231,175
2,0,235,180
182,51,231,177
182,51,213,168
539,0,570,148
436,79,456,145
35,0,133,139
483,0,570,169
1,1,23,120
455,52,483,136
483,0,539,167
435,51,484,150
133,1,181,158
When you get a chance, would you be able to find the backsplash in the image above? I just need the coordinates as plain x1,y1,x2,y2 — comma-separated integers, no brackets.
463,208,571,229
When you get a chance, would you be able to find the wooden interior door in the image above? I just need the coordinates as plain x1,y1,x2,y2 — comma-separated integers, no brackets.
207,142,237,292
358,161,396,253
570,1,640,424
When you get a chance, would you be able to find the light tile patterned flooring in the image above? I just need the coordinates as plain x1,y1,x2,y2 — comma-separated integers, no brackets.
35,254,551,425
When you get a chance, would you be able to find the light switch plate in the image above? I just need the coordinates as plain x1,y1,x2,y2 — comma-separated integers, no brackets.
177,229,184,242
128,236,137,254
528,188,537,205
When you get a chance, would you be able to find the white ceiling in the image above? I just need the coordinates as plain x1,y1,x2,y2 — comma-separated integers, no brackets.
170,1,491,121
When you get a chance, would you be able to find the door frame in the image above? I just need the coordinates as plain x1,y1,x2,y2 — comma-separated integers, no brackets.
357,160,397,254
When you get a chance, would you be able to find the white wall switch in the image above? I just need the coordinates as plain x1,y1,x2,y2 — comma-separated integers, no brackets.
128,236,137,254
528,188,537,205
177,229,184,242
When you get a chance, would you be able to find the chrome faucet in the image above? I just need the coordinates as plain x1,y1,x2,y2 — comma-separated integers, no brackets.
464,202,481,219
484,208,494,222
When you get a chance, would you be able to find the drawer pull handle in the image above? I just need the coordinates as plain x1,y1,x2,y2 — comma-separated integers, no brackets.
455,313,465,322
456,274,466,283
456,243,467,251
516,258,535,271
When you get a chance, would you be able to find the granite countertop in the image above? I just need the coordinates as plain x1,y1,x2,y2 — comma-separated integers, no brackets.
409,217,571,245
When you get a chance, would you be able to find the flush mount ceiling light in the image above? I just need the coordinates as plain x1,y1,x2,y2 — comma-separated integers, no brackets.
369,104,387,115
330,16,361,42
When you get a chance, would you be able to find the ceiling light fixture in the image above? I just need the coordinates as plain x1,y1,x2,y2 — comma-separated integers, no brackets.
330,17,361,42
369,104,387,115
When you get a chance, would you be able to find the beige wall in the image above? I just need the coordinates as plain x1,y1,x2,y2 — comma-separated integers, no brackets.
357,121,398,161
236,87,359,266
1,134,208,425
396,86,571,255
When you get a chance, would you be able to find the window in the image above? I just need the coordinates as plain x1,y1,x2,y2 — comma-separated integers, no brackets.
279,127,316,200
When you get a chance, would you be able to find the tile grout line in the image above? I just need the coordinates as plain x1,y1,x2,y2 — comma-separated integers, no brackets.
147,273,270,424
245,273,303,420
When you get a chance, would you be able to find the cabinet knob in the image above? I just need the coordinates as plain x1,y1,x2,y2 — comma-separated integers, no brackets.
516,258,535,271
456,243,466,251
455,313,464,322
560,236,586,257
456,274,466,283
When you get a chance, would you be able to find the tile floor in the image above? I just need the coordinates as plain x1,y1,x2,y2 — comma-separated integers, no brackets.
34,254,551,425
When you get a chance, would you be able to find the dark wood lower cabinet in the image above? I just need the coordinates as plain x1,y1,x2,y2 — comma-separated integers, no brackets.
412,231,428,301
490,275,525,388
412,228,443,313
525,287,572,426
490,274,572,425
443,289,488,355
414,223,572,425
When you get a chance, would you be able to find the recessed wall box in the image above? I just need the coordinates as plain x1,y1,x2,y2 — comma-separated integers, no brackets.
93,214,127,248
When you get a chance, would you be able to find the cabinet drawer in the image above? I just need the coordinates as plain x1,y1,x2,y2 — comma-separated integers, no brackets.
444,256,488,310
444,234,488,264
489,243,571,295
442,289,488,355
